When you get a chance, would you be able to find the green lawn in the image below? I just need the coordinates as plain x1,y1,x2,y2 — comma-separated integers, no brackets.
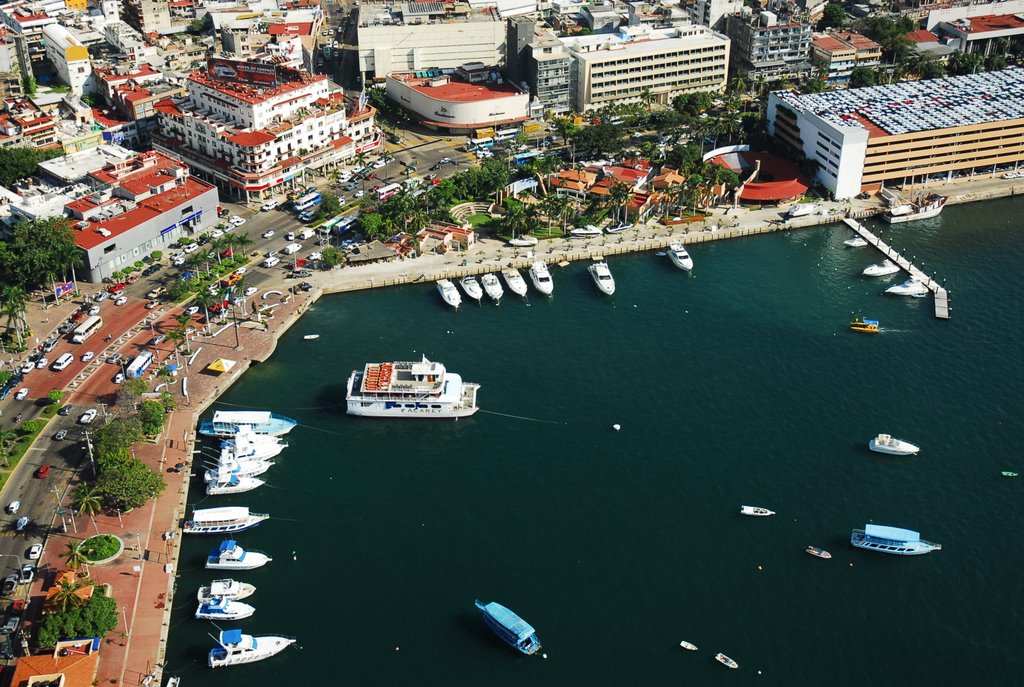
465,213,492,227
0,415,51,492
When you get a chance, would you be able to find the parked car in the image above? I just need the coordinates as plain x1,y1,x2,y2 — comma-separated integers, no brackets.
262,229,275,239
35,466,50,479
142,264,162,276
14,388,28,401
53,429,68,441
5,501,19,515
244,287,258,297
113,372,124,385
58,404,74,415
106,353,123,365
185,306,200,316
184,243,200,254
1,575,16,596
108,283,126,294
94,291,109,302
229,215,246,226
261,200,279,211
19,564,34,584
79,409,97,424
150,334,167,345
88,305,100,316
180,271,197,282
114,296,128,306
42,338,58,352
34,358,48,369
26,544,42,560
19,362,33,374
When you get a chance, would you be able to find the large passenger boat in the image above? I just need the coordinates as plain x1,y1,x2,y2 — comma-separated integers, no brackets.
474,599,542,655
199,411,297,438
183,507,268,535
345,357,480,418
851,524,941,556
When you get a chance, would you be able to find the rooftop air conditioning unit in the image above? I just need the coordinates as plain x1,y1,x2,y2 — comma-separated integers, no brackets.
96,228,112,236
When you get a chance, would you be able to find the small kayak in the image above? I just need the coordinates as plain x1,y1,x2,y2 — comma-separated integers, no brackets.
1001,471,1019,477
679,640,699,651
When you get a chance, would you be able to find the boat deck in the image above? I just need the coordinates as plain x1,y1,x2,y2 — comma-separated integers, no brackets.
843,218,951,319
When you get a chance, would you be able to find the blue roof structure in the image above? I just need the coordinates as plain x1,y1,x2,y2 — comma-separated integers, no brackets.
219,539,237,552
484,602,535,640
865,524,920,542
220,629,243,645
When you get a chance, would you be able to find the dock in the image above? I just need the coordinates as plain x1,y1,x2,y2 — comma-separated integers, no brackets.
843,218,951,319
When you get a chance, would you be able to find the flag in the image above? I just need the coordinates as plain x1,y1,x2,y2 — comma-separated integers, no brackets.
55,281,75,299
357,87,367,112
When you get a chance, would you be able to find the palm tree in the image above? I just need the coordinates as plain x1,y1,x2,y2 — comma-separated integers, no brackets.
1,285,28,346
192,290,220,333
380,148,394,182
639,86,654,113
353,151,369,194
72,484,103,534
608,182,633,223
61,541,89,571
50,577,90,613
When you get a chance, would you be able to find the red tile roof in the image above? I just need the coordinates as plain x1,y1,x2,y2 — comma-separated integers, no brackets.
268,22,313,35
966,13,1024,33
227,130,277,147
905,29,939,44
9,642,99,687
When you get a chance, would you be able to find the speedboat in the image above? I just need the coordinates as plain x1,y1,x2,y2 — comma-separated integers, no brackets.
850,317,879,334
198,579,256,603
844,236,868,247
206,473,265,496
668,243,693,271
459,276,483,301
787,203,818,218
528,261,554,296
183,507,268,534
589,261,615,295
868,433,919,455
862,260,900,277
679,640,699,651
502,268,528,297
481,273,503,301
436,279,462,309
850,524,941,555
569,225,603,237
740,505,775,516
302,334,319,340
206,540,272,571
204,459,273,484
474,599,542,655
508,235,538,247
606,222,631,234
195,596,255,621
715,653,740,669
208,629,296,668
886,278,928,297
1002,471,1019,478
805,546,832,559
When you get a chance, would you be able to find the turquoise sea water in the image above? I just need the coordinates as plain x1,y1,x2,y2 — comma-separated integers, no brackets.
165,198,1024,685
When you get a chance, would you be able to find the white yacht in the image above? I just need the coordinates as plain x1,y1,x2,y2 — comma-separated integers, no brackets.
206,540,272,570
459,276,483,301
868,433,920,456
844,237,868,247
787,203,818,218
862,260,901,277
508,235,538,247
529,261,554,295
197,579,256,603
740,506,775,516
589,261,616,295
668,243,693,271
501,268,528,297
208,629,296,668
481,273,503,302
886,278,929,297
883,194,946,224
204,458,272,484
345,357,480,418
206,473,265,496
183,507,268,535
436,279,462,309
569,225,603,237
222,427,287,460
195,596,256,621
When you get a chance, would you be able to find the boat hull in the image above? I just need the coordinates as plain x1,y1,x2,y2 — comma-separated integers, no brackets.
475,600,542,655
198,581,256,602
501,270,528,297
868,438,919,455
863,263,901,277
206,553,271,571
851,531,941,555
529,263,554,295
208,637,295,668
883,204,945,224
184,516,267,535
589,263,615,295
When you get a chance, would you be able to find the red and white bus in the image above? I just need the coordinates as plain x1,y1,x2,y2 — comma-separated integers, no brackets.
376,183,402,201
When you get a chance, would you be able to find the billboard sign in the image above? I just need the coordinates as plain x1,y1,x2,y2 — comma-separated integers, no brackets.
207,57,279,88
54,281,75,299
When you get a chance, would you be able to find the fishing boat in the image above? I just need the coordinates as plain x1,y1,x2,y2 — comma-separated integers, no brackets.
589,261,615,295
569,224,603,237
481,273,503,301
862,260,901,277
883,194,946,224
787,203,818,218
850,317,880,334
208,629,296,668
199,411,297,438
302,334,319,340
668,243,693,271
197,579,256,602
805,546,832,559
345,356,480,418
206,540,272,570
1001,471,1019,477
868,433,919,456
886,278,929,297
715,653,740,669
183,507,268,535
740,505,775,516
529,261,554,296
436,279,462,309
508,235,538,247
679,640,699,651
474,599,542,655
195,596,255,621
851,524,941,556
206,473,265,496
459,276,483,301
501,268,528,297
844,236,868,247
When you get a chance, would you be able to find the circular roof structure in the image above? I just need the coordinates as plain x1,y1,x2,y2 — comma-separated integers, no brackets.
710,150,809,203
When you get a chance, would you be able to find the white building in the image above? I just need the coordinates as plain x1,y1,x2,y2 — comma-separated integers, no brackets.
103,20,159,62
560,24,730,112
689,0,744,31
42,23,90,95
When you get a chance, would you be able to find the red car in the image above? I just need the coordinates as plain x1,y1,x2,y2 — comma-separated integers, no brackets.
35,465,51,479
208,300,231,314
108,283,126,294
431,178,442,186
220,249,234,258
70,310,86,324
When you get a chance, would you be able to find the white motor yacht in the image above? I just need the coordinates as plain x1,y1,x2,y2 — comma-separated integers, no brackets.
529,261,554,296
502,268,528,297
481,273,503,301
206,540,272,570
740,505,775,516
206,474,265,496
886,278,929,297
204,459,272,484
195,596,256,621
436,279,462,309
589,261,616,295
787,203,818,218
862,260,901,277
668,243,693,271
508,235,538,247
868,433,920,456
208,630,295,668
570,225,603,237
844,237,868,247
197,579,256,603
459,276,483,301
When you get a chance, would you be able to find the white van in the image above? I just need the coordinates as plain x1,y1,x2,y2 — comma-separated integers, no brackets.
298,228,315,240
51,353,74,371
282,242,303,255
261,256,281,268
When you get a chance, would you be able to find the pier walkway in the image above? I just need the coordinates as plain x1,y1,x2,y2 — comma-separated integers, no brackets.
843,218,951,319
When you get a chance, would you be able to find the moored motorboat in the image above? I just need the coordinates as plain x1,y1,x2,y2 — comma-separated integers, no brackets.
436,279,462,309
198,579,256,602
501,268,528,297
528,261,554,295
787,203,818,218
199,411,297,438
588,261,615,295
862,259,900,277
206,473,265,496
569,224,603,237
481,273,503,301
208,629,296,668
668,243,693,271
805,546,832,559
715,653,740,669
679,640,699,651
459,276,483,301
868,433,919,455
850,524,941,555
740,505,775,516
195,596,255,621
165,677,180,687
222,429,286,461
474,599,542,655
345,357,480,418
508,235,538,247
183,507,268,535
886,278,928,297
850,317,880,334
844,236,868,247
883,194,946,224
206,540,272,570
204,459,273,484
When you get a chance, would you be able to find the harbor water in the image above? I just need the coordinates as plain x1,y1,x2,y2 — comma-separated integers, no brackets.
165,198,1024,685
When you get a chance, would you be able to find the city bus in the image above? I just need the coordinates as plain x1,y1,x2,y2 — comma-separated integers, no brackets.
514,150,542,165
376,183,402,201
494,128,519,141
464,137,494,151
292,192,323,213
71,315,103,344
125,350,154,380
334,216,357,234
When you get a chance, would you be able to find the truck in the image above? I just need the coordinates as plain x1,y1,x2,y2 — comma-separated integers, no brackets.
298,228,315,240
282,242,303,255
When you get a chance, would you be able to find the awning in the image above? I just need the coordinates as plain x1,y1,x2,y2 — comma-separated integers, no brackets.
206,359,237,374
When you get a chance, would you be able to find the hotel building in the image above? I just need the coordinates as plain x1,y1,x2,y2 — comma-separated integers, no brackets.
810,31,881,84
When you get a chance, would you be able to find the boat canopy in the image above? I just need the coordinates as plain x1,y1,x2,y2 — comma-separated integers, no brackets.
193,506,249,522
486,602,536,640
865,524,920,542
211,411,272,424
220,629,243,645
219,540,238,552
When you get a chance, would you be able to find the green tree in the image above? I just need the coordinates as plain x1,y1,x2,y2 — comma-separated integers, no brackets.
315,191,342,220
38,588,118,648
359,212,388,241
72,484,104,517
849,67,877,89
95,458,166,509
159,390,177,412
321,246,346,268
92,417,144,465
138,400,166,436
1,284,29,346
187,17,206,34
20,419,44,435
0,216,82,290
60,541,89,571
48,577,91,614
22,75,36,96
46,388,64,406
117,377,150,411
822,3,846,28
985,54,1007,72
0,147,61,187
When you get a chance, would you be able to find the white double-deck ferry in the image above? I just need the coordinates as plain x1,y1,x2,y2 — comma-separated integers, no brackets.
345,357,480,418
183,506,268,535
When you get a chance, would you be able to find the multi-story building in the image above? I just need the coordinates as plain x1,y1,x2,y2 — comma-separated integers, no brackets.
0,26,22,98
560,25,730,112
689,0,743,31
103,20,159,63
724,9,812,84
767,67,1024,199
506,17,571,116
0,95,56,147
42,24,91,95
153,55,379,202
0,1,56,75
810,31,881,83
357,2,505,80
122,0,174,36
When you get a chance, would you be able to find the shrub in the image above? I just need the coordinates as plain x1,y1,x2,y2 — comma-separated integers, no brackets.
81,534,121,561
37,587,118,648
138,400,166,436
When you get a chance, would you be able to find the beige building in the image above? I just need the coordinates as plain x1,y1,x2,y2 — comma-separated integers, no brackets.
810,32,881,84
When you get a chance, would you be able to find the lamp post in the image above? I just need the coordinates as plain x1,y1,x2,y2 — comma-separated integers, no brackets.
136,532,143,561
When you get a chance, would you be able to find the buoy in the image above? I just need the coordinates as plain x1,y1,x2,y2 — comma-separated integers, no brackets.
292,551,297,561
612,424,621,431
542,653,548,659
395,646,400,651
757,565,763,571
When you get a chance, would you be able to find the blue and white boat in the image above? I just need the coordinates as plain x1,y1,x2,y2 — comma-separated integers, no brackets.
195,595,255,621
199,411,297,438
208,629,295,668
206,540,272,571
474,599,542,655
851,524,942,556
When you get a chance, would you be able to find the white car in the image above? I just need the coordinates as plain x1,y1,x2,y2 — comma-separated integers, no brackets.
20,362,34,374
35,358,48,369
228,215,246,226
262,230,275,239
81,352,95,362
261,200,279,211
15,388,29,401
309,252,323,260
439,157,452,164
113,372,124,384
114,296,128,306
79,409,97,424
6,501,19,514
210,228,224,238
171,252,186,263
184,243,200,254
235,267,247,275
285,232,296,241
244,287,258,297
27,544,41,560
355,190,365,198
88,306,100,316
372,158,387,168
184,306,200,316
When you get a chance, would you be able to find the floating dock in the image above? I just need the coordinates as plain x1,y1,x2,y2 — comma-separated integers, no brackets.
843,218,950,319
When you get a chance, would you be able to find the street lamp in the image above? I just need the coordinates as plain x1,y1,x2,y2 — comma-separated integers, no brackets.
136,532,143,561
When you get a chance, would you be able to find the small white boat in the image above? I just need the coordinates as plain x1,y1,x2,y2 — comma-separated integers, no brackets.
302,334,319,340
883,194,946,224
459,276,483,301
436,279,462,309
481,273,503,301
886,278,928,297
195,596,256,621
715,652,739,669
668,243,693,271
740,505,775,517
805,546,832,559
868,433,919,456
679,640,699,651
606,222,631,234
844,236,868,247
208,630,295,668
508,235,538,247
787,203,818,218
862,260,900,277
198,579,256,602
502,268,528,297
206,474,265,496
529,261,554,296
165,678,181,687
589,261,615,295
206,540,272,571
570,225,603,237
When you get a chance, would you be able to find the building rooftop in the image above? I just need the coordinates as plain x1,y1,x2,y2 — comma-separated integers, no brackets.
962,13,1024,34
775,67,1024,137
389,70,524,103
38,144,137,183
905,29,940,44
